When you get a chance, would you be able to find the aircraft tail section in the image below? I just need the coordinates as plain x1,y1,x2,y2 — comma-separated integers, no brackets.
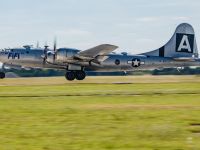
141,23,198,58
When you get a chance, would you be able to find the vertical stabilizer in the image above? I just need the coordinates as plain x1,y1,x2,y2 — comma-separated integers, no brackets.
142,23,198,58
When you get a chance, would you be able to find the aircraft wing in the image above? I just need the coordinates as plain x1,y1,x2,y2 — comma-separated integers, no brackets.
61,44,118,66
75,44,118,60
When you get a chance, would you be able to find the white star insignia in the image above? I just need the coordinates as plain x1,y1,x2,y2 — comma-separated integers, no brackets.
127,59,145,67
133,59,140,67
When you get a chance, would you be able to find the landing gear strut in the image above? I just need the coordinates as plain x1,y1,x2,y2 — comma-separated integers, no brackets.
0,72,5,79
65,71,86,81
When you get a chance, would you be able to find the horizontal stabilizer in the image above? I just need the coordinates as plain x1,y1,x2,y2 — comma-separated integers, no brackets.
173,57,196,62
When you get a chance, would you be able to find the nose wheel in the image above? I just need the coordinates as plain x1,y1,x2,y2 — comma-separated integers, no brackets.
65,71,86,81
0,72,5,79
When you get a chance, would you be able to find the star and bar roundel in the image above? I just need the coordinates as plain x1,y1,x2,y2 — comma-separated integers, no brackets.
127,58,145,67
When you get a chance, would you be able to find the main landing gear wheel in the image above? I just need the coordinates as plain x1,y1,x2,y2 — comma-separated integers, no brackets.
75,71,86,80
65,72,76,81
65,71,86,81
0,72,5,79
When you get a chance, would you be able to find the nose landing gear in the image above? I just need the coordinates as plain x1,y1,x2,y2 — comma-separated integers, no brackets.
65,71,86,81
0,72,5,79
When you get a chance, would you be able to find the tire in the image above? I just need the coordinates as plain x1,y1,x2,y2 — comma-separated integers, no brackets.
0,72,5,79
65,72,75,81
75,71,86,80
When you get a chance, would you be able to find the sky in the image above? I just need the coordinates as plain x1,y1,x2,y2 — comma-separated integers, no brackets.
0,0,199,54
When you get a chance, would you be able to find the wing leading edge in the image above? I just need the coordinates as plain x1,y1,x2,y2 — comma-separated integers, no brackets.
75,44,118,60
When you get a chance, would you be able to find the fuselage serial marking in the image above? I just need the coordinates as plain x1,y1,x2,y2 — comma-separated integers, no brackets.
8,52,20,59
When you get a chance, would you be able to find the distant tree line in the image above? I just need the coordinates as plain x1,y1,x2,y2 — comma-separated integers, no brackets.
5,67,200,77
7,69,65,77
152,67,200,75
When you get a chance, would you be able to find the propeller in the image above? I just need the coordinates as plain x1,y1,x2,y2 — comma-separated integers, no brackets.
43,42,49,65
53,37,57,61
36,41,39,48
44,41,49,49
53,38,57,52
42,38,58,65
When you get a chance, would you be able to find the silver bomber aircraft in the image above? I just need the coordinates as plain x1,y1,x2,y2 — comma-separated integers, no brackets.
0,23,199,81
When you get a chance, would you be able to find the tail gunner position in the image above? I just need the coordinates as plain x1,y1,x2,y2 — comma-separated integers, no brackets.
0,23,199,81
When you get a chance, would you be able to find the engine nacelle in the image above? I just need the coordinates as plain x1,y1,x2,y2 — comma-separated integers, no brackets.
46,51,55,64
56,48,80,62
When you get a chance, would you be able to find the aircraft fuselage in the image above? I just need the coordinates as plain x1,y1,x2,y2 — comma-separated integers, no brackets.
0,48,199,72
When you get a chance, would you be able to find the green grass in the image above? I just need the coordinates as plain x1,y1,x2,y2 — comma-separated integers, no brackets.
0,76,200,150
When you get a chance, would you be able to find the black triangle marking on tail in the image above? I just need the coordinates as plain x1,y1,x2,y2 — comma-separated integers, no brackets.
183,41,187,46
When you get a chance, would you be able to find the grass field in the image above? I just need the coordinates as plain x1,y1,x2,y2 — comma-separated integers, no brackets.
0,76,200,150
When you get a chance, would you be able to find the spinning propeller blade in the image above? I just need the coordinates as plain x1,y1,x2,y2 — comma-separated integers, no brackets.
53,37,57,61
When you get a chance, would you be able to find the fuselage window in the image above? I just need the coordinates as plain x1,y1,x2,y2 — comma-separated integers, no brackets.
115,59,120,65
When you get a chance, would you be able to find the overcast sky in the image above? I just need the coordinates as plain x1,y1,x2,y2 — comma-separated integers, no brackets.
0,0,199,54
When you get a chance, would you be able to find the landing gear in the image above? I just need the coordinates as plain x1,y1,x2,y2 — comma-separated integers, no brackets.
65,71,76,81
0,72,5,79
75,71,86,80
65,71,86,81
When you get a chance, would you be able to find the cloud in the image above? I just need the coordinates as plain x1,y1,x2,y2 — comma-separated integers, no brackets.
172,16,191,21
116,23,133,28
55,28,93,37
136,16,191,24
135,38,156,44
53,28,96,49
136,17,160,23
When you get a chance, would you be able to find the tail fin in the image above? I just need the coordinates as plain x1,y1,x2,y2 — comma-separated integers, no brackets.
142,23,198,58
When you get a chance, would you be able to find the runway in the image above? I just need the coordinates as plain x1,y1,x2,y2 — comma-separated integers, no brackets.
0,75,200,149
1,75,200,86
